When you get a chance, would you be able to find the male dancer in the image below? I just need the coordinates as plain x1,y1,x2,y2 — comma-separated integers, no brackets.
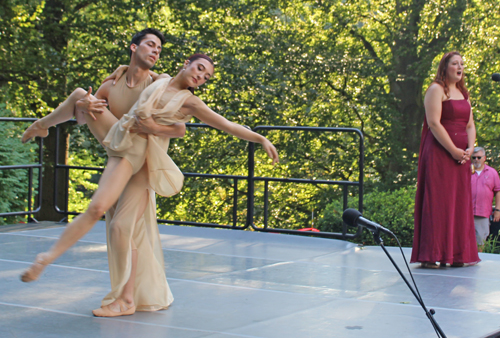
22,28,182,316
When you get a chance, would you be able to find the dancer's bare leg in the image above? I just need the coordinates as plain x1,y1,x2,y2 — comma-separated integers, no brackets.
21,156,134,282
22,87,109,143
22,89,84,143
93,164,149,317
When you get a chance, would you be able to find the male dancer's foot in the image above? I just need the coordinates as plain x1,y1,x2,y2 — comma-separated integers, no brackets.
93,298,136,317
22,120,49,143
20,253,50,282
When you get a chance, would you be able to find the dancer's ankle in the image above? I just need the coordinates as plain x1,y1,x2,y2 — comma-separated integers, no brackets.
120,295,134,306
37,119,49,129
109,297,135,313
37,252,58,268
20,252,51,282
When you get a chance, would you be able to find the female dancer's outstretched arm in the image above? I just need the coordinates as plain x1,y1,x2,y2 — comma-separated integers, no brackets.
181,96,279,164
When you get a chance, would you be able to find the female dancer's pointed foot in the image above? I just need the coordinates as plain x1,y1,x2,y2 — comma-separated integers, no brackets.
92,299,136,317
20,253,50,282
22,120,48,143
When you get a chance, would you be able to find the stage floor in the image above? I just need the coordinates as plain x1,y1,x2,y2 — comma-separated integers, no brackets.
1,221,499,338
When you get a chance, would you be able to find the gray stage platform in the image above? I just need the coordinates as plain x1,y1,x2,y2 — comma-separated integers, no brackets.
1,221,500,338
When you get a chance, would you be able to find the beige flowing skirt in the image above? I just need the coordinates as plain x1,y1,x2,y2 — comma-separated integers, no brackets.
102,165,174,311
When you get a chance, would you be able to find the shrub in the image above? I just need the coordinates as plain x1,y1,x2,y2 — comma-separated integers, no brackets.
317,185,417,246
0,106,39,225
483,232,500,254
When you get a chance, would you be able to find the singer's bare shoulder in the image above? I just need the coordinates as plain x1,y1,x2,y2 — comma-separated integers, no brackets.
426,82,446,101
427,82,445,94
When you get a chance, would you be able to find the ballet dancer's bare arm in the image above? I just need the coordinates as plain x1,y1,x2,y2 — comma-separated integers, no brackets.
464,105,475,161
130,116,186,138
181,95,279,165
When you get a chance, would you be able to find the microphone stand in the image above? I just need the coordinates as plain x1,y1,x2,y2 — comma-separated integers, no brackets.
371,230,447,338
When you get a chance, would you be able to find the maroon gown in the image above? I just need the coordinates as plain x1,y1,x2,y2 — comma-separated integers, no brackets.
411,93,480,264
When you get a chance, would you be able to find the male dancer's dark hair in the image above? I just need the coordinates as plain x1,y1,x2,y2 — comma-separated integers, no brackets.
129,28,166,57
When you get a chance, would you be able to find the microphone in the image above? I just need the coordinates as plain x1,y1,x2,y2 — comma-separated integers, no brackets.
492,73,500,82
342,208,394,235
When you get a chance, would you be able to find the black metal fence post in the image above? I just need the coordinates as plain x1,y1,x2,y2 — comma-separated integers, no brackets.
246,141,255,229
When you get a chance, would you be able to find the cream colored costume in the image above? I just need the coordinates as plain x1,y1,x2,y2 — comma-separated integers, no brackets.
101,74,178,311
101,76,191,310
104,76,191,195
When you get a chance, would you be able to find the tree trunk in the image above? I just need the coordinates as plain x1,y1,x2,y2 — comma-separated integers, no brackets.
33,0,71,222
392,77,426,155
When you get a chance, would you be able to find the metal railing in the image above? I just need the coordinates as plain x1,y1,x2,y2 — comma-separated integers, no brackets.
0,118,44,221
247,126,363,239
53,122,364,239
1,118,364,239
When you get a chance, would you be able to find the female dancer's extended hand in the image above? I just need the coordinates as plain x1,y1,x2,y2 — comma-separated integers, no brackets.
75,87,107,121
262,138,279,165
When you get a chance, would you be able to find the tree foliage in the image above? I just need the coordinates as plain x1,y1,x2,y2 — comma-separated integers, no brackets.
1,0,499,235
318,186,417,246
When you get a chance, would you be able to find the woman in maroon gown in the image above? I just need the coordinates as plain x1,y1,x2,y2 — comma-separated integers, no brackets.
411,51,480,268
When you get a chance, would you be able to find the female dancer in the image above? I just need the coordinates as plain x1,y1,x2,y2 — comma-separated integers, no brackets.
411,51,480,268
20,54,279,315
